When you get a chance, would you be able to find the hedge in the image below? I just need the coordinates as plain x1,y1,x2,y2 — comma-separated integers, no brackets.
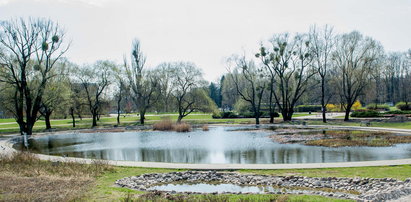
351,110,380,117
295,105,322,112
366,103,390,111
395,102,411,111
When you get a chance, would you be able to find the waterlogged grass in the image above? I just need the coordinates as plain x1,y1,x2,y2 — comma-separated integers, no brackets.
285,130,411,147
306,120,411,129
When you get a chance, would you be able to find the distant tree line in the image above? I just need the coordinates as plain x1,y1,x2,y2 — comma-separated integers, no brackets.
0,18,410,136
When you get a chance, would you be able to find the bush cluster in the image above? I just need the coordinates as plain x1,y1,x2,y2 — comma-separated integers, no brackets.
212,111,280,119
366,103,390,111
384,110,411,115
351,110,380,117
395,102,411,110
295,105,322,112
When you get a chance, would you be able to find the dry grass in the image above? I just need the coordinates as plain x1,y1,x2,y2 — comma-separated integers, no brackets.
202,125,209,131
305,131,411,147
0,175,91,201
0,152,114,201
132,191,287,202
174,122,192,132
153,118,192,132
153,117,174,131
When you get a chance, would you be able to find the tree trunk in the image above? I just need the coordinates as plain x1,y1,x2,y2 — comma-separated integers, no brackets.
321,78,327,123
25,121,34,136
269,83,275,124
269,114,274,124
140,110,145,125
177,115,183,123
117,96,122,125
92,110,98,127
282,109,293,121
255,115,260,125
117,112,120,125
45,111,52,130
344,106,351,121
70,108,76,127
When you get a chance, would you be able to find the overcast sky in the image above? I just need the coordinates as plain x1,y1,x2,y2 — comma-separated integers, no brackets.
0,0,410,81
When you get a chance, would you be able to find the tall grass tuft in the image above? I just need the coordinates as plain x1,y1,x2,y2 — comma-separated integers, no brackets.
153,117,192,132
153,117,174,131
202,125,209,131
174,122,192,132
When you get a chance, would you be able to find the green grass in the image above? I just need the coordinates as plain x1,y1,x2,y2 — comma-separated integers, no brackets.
240,165,411,180
85,167,184,200
83,164,411,201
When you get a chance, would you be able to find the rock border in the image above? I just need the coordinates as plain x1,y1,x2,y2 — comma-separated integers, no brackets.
116,171,411,201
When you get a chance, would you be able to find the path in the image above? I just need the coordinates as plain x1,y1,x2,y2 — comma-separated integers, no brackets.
293,112,345,119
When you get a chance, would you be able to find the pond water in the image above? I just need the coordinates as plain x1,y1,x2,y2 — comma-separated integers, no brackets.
12,126,411,164
148,183,305,194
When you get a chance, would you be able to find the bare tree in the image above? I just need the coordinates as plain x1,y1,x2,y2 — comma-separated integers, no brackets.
384,53,403,104
228,55,266,124
124,39,158,125
399,50,411,107
76,61,113,127
155,63,177,113
113,66,128,125
170,62,214,123
332,31,384,121
39,61,70,129
257,33,315,121
309,25,335,123
0,18,69,135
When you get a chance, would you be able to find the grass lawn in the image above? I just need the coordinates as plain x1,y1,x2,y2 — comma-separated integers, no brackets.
2,149,411,201
84,164,411,201
0,113,312,134
305,119,411,129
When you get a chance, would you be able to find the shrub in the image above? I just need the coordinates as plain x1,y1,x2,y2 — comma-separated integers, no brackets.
202,125,209,131
351,110,380,117
212,111,239,119
174,122,191,132
153,117,174,131
384,110,411,115
295,105,322,112
366,103,390,111
395,102,411,110
212,111,279,119
352,100,362,110
211,111,222,118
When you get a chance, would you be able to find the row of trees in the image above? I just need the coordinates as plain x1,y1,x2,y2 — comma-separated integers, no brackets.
0,18,217,135
219,25,410,123
0,18,410,136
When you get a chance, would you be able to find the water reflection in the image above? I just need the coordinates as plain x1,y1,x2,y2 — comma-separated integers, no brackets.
13,127,411,164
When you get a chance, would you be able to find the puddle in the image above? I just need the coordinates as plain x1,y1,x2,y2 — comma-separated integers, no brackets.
148,183,317,194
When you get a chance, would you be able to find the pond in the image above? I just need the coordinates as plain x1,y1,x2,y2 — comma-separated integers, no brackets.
12,126,411,164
